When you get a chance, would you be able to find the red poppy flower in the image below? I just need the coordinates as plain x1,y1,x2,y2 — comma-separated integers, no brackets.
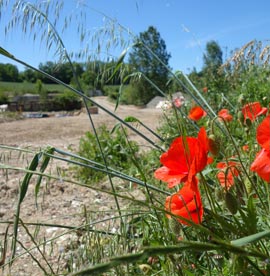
165,184,203,225
216,160,240,189
207,156,214,164
250,149,270,182
188,106,207,121
202,87,208,93
154,127,209,190
242,145,249,152
256,115,270,150
242,102,267,122
250,115,270,182
218,109,233,122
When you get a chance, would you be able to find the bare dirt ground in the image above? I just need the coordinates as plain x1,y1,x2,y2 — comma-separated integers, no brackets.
0,97,164,275
0,96,162,148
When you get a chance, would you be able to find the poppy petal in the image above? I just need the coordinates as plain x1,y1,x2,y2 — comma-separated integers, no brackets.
154,166,187,188
257,115,270,150
250,149,270,182
188,106,207,121
218,109,233,122
160,137,197,171
165,184,203,225
242,102,267,121
216,160,240,188
154,128,209,189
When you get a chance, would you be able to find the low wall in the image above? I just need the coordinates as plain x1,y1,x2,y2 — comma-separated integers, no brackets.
8,100,82,112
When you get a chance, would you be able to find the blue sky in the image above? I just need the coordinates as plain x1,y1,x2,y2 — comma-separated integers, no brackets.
1,0,270,73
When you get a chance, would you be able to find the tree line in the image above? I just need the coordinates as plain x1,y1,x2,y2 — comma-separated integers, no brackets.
2,25,257,106
0,60,128,86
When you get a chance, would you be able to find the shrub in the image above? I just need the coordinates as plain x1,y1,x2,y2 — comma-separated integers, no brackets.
0,91,9,104
74,124,139,183
53,90,82,110
120,84,146,106
106,86,120,101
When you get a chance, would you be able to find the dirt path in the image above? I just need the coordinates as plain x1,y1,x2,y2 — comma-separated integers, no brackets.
0,97,164,275
0,96,162,149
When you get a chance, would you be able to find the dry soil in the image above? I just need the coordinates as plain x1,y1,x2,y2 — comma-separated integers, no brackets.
0,96,163,275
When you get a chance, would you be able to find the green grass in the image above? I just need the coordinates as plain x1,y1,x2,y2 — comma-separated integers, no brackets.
0,81,67,95
0,81,126,99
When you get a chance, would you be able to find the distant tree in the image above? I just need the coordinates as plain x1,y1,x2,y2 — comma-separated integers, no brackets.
81,61,113,91
203,40,223,72
0,63,19,82
38,61,84,84
188,67,204,88
21,68,37,83
6,64,19,81
73,63,84,79
81,70,97,87
0,64,5,81
38,61,56,83
128,26,171,105
54,62,73,84
202,41,227,94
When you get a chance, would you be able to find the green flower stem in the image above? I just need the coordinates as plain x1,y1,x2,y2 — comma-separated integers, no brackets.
219,117,266,209
199,172,219,214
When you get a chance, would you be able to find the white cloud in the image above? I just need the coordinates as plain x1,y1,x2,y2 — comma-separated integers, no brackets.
182,17,270,50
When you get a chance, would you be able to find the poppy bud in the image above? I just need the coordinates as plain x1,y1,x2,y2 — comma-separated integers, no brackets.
225,192,238,214
245,118,252,128
169,218,181,235
208,134,220,156
244,178,252,195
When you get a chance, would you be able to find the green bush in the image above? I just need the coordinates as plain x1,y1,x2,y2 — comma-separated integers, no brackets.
0,91,9,104
53,90,82,110
234,66,270,104
106,86,120,101
74,124,139,183
120,84,146,106
103,85,129,102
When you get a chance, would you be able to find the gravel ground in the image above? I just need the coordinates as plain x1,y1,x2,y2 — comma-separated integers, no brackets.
0,96,164,275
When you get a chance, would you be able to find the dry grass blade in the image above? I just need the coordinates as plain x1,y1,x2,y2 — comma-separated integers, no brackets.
0,224,10,267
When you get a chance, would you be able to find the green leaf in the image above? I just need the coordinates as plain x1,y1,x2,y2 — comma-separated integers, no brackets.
12,152,40,261
20,153,40,203
114,84,123,111
231,230,270,246
106,48,128,84
106,47,131,111
35,147,55,200
124,116,140,123
246,195,258,233
110,123,121,134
